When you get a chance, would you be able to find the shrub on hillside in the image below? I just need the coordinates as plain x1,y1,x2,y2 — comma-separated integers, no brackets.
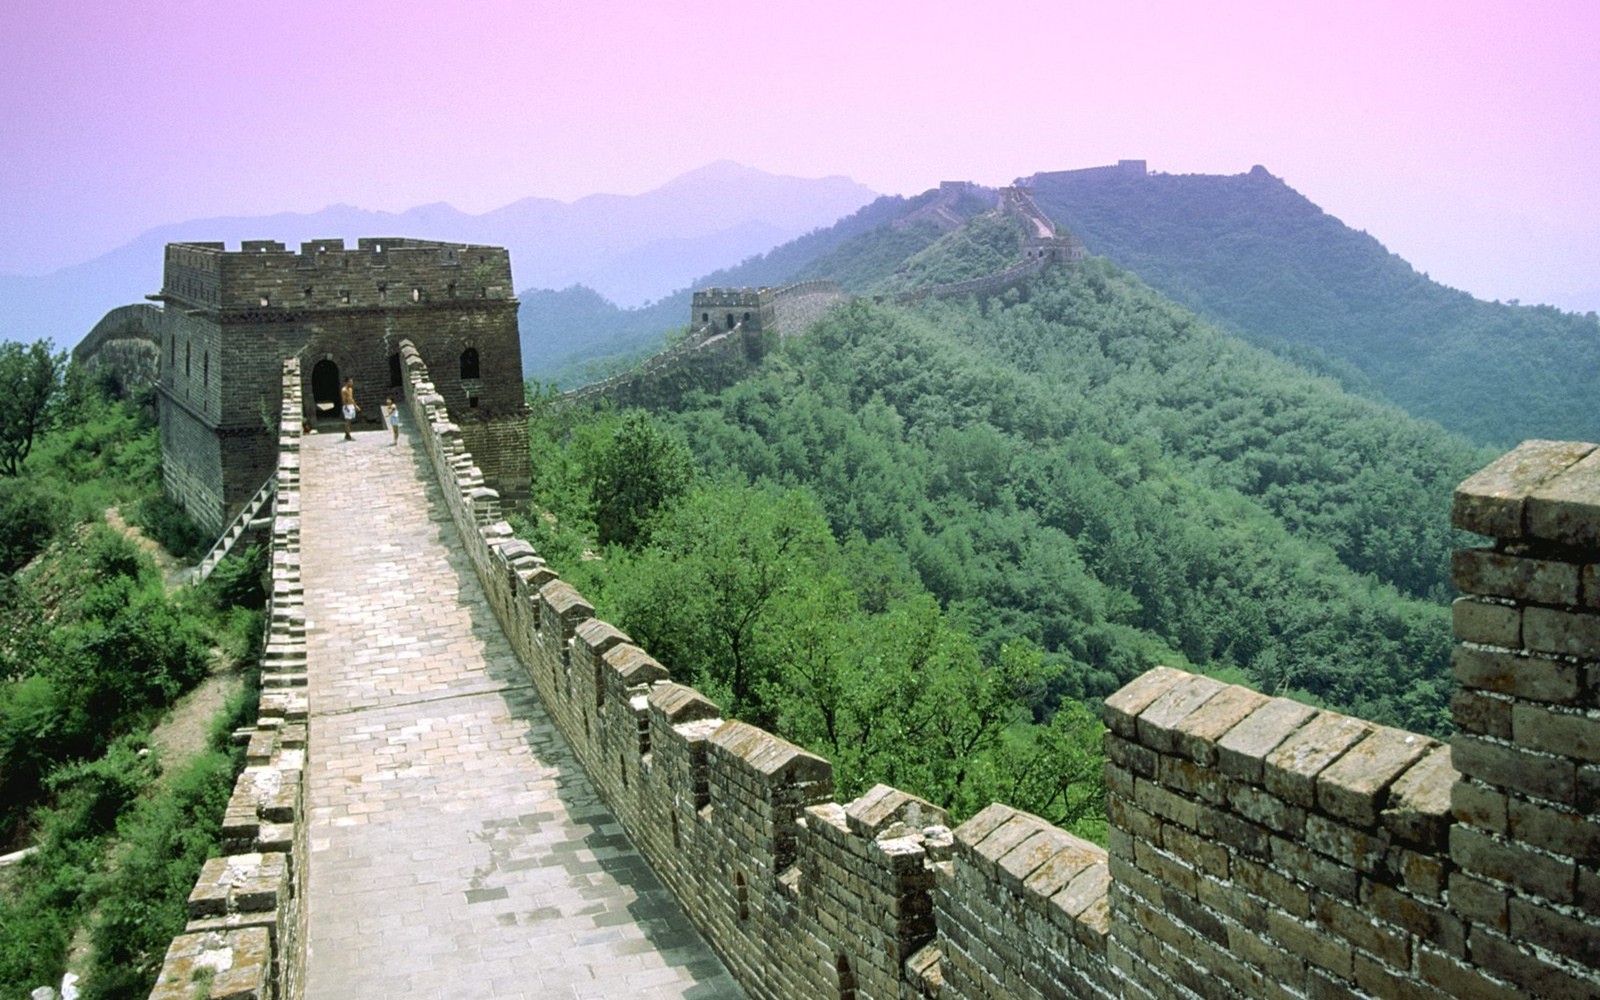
131,493,208,562
0,476,64,573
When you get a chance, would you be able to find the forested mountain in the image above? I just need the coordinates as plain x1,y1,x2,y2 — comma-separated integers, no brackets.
1026,166,1600,446
666,262,1484,718
522,212,1493,828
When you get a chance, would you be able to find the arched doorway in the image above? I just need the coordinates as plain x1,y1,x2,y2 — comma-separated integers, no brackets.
311,359,341,421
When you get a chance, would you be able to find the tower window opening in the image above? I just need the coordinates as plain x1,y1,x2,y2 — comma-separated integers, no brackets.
460,347,481,380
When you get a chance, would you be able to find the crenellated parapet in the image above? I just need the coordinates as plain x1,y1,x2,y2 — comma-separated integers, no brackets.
368,357,1600,1000
147,358,310,1000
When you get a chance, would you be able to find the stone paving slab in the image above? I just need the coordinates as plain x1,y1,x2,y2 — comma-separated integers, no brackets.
300,427,744,999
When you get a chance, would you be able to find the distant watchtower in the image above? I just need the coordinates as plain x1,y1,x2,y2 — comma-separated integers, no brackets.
152,237,530,535
691,288,764,335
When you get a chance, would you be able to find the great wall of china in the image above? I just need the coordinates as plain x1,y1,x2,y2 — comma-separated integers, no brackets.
54,171,1592,997
564,185,1085,409
145,336,1600,997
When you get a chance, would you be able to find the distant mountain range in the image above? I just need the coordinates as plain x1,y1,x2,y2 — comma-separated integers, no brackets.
3,161,875,351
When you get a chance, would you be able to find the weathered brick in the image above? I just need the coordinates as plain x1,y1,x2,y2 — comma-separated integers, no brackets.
1314,893,1410,969
1270,834,1360,900
1161,822,1229,879
1453,597,1523,648
1469,925,1600,999
1373,880,1464,957
1133,838,1198,898
1217,697,1318,785
1452,439,1595,539
1451,778,1508,834
1384,844,1448,899
1304,813,1388,874
1447,871,1509,931
1106,792,1161,842
1452,732,1577,804
1227,920,1307,989
1508,895,1600,969
1133,777,1201,831
1169,684,1269,765
1450,824,1576,903
1225,781,1306,837
1417,945,1528,1000
1105,732,1159,778
1523,604,1600,658
1513,701,1600,763
1318,726,1434,827
1104,667,1190,737
1196,804,1272,859
1264,712,1372,808
1232,855,1312,919
1157,753,1228,805
1525,446,1600,548
1452,688,1514,739
1136,673,1225,753
1352,952,1451,1000
1266,910,1354,978
1508,796,1600,862
1453,547,1581,605
1381,744,1456,847
1451,646,1581,703
996,827,1078,893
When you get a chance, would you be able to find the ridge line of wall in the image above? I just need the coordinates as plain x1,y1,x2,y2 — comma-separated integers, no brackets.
399,346,1600,1000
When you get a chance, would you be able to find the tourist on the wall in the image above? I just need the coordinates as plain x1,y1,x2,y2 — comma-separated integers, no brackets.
383,397,400,445
341,378,360,441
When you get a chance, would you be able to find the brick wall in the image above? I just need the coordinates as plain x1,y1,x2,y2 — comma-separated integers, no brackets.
147,359,310,1000
289,364,1600,1000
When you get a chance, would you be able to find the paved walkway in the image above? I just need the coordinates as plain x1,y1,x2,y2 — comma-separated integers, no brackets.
300,425,744,1000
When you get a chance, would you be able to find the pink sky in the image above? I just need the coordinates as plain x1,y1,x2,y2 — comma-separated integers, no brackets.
2,0,1596,311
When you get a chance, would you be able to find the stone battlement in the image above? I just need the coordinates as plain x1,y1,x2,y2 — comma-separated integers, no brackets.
148,359,310,1000
158,238,513,314
145,374,1600,998
405,320,1600,1000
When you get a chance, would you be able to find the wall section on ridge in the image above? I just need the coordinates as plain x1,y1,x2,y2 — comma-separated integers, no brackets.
396,342,1600,1000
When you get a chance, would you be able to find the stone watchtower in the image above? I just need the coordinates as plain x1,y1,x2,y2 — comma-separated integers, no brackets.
691,288,764,335
152,237,530,535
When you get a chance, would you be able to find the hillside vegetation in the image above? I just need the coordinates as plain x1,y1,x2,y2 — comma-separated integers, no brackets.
0,369,264,999
1029,166,1600,445
521,220,1490,834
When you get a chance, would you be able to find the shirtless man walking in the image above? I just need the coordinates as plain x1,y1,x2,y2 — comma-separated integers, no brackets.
341,377,360,440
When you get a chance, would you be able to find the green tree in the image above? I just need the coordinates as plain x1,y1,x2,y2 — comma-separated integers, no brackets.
581,410,697,548
0,340,65,476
